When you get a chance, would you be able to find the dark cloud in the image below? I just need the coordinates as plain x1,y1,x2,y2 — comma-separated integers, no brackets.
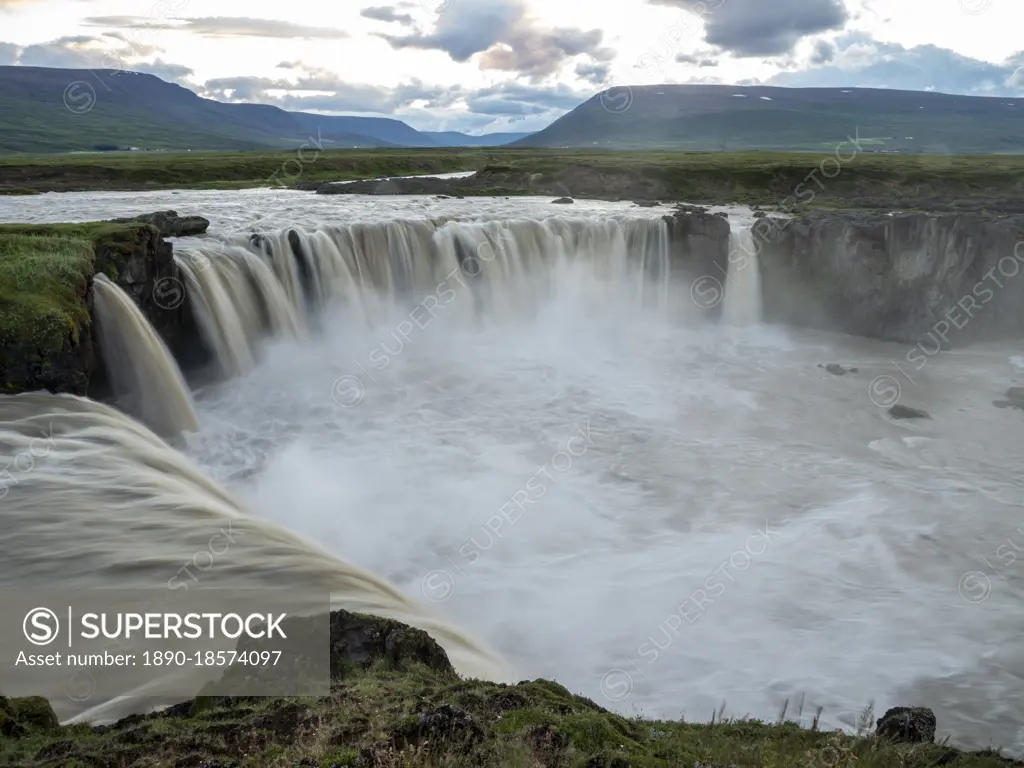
361,6,414,24
810,39,835,64
83,16,349,40
772,33,1024,96
648,0,848,57
378,0,614,79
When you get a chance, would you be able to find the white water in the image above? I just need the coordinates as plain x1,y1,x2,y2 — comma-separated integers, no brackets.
91,274,199,437
722,225,763,326
2,190,1024,754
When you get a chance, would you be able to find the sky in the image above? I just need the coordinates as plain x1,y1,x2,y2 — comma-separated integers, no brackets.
1,0,1023,134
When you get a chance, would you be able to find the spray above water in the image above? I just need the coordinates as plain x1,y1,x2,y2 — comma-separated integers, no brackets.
0,392,512,722
91,274,199,438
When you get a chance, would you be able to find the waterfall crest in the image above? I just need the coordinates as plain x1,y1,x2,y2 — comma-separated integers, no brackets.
0,392,511,722
91,274,199,438
722,225,763,326
181,216,672,378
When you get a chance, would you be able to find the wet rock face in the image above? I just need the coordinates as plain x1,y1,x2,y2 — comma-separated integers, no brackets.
875,706,937,744
758,211,1024,344
663,209,732,311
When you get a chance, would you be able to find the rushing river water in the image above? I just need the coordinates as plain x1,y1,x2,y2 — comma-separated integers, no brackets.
2,188,1024,753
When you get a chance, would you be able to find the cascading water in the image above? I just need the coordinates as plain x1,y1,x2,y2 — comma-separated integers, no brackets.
180,215,673,378
722,224,763,326
91,274,199,438
0,392,511,724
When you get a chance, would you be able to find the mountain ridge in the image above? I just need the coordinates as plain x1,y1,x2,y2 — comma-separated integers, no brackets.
0,66,531,153
513,84,1024,153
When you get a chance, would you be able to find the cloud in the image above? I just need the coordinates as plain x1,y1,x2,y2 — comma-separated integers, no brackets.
676,52,719,67
648,0,848,57
462,81,593,116
198,65,461,113
132,58,194,85
810,39,835,64
378,0,614,79
83,16,349,40
361,6,414,24
575,61,609,85
0,33,193,82
772,33,1024,95
0,41,19,64
15,35,139,68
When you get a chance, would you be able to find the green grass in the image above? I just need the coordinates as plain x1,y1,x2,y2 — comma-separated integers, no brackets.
2,664,1021,767
0,233,96,354
0,148,491,193
4,149,1024,207
0,222,155,360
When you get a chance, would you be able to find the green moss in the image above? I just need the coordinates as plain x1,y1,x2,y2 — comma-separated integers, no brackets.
0,234,96,352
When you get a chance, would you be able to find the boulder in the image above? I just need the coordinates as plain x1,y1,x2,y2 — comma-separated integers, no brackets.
875,706,936,744
819,363,858,375
110,210,210,238
552,197,574,204
889,404,930,420
202,609,458,697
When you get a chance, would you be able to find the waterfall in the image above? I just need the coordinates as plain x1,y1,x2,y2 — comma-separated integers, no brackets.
91,274,199,438
722,224,763,326
0,392,511,723
180,216,673,378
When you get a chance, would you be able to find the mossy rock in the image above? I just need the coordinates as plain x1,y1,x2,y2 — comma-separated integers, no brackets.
0,695,59,736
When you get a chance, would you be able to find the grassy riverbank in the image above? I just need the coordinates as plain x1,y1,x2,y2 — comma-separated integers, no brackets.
1,610,1021,767
3,149,1024,210
2,660,1020,767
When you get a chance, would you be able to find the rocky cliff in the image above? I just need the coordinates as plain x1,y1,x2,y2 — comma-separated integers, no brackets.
756,211,1024,344
0,215,209,397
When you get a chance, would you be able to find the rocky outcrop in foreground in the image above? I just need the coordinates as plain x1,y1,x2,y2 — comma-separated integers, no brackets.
2,610,1020,767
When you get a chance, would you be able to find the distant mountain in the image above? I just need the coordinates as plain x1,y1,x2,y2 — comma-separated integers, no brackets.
513,84,1024,153
423,131,532,146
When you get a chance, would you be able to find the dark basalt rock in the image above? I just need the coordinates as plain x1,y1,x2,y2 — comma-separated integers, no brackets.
875,706,937,744
552,197,574,204
889,404,931,420
819,363,859,375
109,210,210,238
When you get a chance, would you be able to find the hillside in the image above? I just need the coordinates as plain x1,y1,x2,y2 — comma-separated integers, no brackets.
0,67,521,154
513,84,1024,153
